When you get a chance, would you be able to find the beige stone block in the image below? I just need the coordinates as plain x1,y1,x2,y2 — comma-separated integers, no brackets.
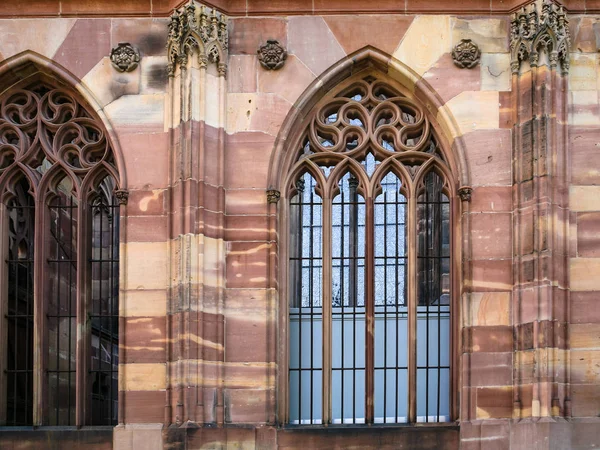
441,91,499,137
571,258,600,291
571,186,600,212
480,53,511,92
226,93,291,136
258,55,316,105
571,324,600,350
120,289,167,317
227,93,257,133
104,94,164,131
82,57,140,108
203,71,223,127
570,91,600,127
130,424,163,450
394,16,452,77
200,236,227,293
468,292,511,327
452,18,509,54
122,241,168,291
569,54,598,91
120,363,167,391
0,19,76,59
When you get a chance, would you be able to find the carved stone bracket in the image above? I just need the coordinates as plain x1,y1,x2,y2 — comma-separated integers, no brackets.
452,39,480,69
267,189,281,204
110,43,140,72
258,40,288,70
510,0,571,74
458,186,472,202
167,0,229,77
114,189,129,205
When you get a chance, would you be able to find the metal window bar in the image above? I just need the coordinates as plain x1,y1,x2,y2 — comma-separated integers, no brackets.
47,194,78,426
289,173,323,425
373,172,408,424
416,172,450,423
331,174,366,424
89,193,120,425
5,183,35,426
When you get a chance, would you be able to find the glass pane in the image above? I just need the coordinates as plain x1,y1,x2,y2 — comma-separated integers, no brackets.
373,172,408,423
289,172,323,424
416,171,451,423
331,173,366,424
89,178,119,426
47,178,77,426
5,179,34,426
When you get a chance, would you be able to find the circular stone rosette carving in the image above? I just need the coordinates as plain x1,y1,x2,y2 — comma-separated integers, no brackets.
110,42,140,72
452,39,481,69
257,39,288,70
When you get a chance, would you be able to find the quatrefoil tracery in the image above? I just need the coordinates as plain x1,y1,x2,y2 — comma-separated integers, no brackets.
290,76,450,199
0,82,117,198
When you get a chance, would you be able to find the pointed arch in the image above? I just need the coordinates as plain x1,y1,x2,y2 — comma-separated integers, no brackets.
0,51,127,190
267,46,470,195
277,46,462,426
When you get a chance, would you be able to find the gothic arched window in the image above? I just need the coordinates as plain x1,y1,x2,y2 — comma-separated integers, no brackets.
0,79,122,426
284,73,456,425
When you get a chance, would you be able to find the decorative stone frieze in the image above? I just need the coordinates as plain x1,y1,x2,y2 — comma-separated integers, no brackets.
110,43,140,72
510,0,570,74
258,40,288,70
167,0,228,76
267,189,281,204
452,39,480,69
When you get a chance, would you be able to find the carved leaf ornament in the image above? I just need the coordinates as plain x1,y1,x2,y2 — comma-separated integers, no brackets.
0,82,118,199
286,75,451,198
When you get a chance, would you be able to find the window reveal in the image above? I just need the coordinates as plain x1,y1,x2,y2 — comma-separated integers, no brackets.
286,75,455,425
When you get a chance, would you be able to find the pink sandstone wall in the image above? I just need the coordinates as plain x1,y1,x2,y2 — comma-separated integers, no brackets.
0,3,598,449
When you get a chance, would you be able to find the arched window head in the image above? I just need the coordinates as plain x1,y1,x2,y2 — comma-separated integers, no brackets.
284,73,456,426
0,77,122,427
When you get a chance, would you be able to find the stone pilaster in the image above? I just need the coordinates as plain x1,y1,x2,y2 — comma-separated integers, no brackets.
509,0,571,423
165,0,229,430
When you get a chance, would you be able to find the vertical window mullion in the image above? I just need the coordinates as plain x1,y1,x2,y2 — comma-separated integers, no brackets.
75,199,89,426
33,196,46,426
407,188,417,423
322,196,332,424
364,195,374,424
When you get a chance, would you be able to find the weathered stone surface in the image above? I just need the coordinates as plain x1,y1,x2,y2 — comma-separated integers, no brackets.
480,53,511,92
257,55,315,105
287,16,346,76
441,91,499,138
452,18,509,54
463,129,511,186
423,53,481,103
394,15,452,77
323,15,413,55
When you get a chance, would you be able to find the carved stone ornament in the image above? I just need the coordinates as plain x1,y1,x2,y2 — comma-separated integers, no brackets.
110,43,140,72
167,0,229,77
257,40,288,70
510,0,571,74
458,186,473,202
114,189,129,205
267,189,281,204
452,39,481,69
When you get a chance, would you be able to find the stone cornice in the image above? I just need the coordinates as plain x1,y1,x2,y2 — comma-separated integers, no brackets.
2,0,599,18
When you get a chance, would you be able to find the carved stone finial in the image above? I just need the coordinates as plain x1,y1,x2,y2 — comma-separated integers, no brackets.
458,186,472,202
167,1,229,77
257,40,288,70
114,189,129,205
452,39,481,69
267,189,281,204
510,0,570,74
110,43,140,72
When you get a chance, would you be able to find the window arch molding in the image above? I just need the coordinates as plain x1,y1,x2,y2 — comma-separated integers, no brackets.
269,49,469,426
0,57,126,427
